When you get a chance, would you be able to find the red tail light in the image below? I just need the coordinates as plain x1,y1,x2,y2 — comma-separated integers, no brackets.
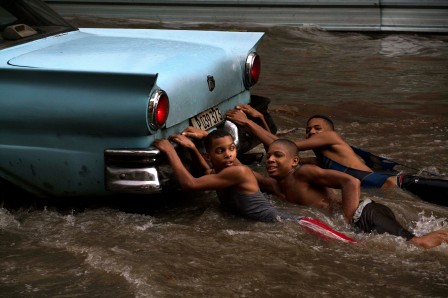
148,90,169,130
244,52,261,89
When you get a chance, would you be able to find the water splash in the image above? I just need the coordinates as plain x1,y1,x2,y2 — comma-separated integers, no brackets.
412,211,447,236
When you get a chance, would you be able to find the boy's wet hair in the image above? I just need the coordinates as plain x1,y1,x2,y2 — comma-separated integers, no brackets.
271,139,299,156
204,129,234,152
307,114,335,130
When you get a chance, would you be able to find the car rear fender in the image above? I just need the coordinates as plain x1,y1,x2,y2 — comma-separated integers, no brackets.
0,68,157,138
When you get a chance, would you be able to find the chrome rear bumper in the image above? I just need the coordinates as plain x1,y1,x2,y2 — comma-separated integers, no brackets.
105,147,163,194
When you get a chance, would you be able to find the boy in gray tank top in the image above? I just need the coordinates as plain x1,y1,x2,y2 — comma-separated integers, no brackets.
154,129,282,222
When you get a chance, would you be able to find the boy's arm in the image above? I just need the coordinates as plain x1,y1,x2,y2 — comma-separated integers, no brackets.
252,171,285,199
153,139,199,190
169,134,211,174
297,165,360,223
235,104,271,132
294,131,343,151
181,126,209,140
226,106,343,154
226,109,278,148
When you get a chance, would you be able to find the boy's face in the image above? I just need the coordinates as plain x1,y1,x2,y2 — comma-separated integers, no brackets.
205,136,237,171
306,118,331,139
265,142,298,179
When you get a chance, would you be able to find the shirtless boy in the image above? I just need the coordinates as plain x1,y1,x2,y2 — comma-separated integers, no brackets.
258,138,448,249
226,106,448,205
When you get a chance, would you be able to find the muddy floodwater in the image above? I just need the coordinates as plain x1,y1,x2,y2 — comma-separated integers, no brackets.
1,17,447,297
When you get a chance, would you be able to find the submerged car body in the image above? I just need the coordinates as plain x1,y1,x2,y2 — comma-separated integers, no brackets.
0,0,273,197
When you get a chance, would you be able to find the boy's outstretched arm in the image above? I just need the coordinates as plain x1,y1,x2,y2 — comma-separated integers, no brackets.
154,139,199,190
235,104,272,133
226,109,278,149
252,171,285,199
227,105,345,154
293,131,345,152
169,134,211,174
181,126,209,140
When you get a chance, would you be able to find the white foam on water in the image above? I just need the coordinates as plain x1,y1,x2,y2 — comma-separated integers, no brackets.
0,207,21,229
411,211,447,236
379,35,447,58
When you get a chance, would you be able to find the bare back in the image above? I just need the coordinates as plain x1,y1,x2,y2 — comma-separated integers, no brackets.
317,133,372,172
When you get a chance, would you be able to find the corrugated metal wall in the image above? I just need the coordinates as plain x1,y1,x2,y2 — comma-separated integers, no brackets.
44,0,448,32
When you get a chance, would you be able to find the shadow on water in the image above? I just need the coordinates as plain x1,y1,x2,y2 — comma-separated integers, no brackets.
0,178,205,218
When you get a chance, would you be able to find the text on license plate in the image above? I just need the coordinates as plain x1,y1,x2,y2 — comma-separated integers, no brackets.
190,107,224,131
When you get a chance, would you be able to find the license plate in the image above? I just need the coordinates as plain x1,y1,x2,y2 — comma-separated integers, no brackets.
190,106,224,131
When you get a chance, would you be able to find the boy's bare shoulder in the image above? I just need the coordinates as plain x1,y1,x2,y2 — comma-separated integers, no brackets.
220,164,253,176
293,164,324,178
295,163,319,172
234,164,254,175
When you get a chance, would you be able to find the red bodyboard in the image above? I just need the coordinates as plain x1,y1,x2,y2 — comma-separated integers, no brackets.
297,217,357,244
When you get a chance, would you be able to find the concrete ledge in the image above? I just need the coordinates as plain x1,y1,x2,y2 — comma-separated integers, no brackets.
44,0,448,32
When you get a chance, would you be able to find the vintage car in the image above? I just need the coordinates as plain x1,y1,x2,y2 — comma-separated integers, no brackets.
0,0,275,197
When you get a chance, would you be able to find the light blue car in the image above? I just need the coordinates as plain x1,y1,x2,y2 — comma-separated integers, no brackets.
0,0,275,197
